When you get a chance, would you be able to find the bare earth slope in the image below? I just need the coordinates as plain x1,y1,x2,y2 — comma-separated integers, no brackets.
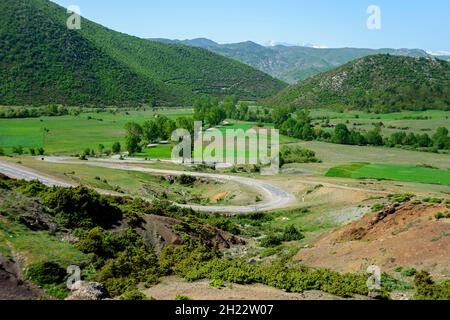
295,203,450,279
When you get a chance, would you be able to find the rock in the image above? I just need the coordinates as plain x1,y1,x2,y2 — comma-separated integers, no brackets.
66,281,107,300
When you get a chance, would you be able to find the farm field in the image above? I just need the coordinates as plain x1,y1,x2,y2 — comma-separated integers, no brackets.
0,108,193,154
326,163,450,186
138,122,296,160
310,109,450,136
292,141,450,173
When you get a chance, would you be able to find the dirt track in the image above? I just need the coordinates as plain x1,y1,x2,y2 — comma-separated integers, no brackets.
0,158,297,213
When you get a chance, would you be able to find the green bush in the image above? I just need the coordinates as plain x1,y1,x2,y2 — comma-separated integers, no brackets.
260,234,282,248
209,279,225,289
280,146,320,166
177,175,197,186
401,268,418,277
181,258,368,298
388,193,415,203
435,211,450,220
26,261,66,286
371,203,386,212
423,197,443,204
414,271,450,300
120,290,149,300
381,273,413,291
281,225,305,242
42,186,122,229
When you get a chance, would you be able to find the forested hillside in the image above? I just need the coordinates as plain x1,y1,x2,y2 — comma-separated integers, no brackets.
263,55,450,112
0,0,285,107
154,38,436,83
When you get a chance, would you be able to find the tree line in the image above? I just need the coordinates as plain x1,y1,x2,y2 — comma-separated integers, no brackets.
124,115,195,155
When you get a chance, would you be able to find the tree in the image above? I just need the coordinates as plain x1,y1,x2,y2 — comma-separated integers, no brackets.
332,124,350,145
432,127,450,150
154,116,175,140
206,106,226,126
365,126,384,146
124,122,143,155
142,120,160,143
124,122,143,138
126,135,141,155
388,132,407,147
403,133,417,146
112,142,121,154
417,134,432,148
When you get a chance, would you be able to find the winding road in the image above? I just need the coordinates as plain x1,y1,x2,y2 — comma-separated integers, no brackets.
0,158,297,214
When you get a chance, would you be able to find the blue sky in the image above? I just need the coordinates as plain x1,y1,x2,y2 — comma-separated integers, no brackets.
53,0,449,52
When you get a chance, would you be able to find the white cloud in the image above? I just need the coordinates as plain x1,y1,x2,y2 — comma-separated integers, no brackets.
304,43,329,49
265,40,299,47
426,50,450,56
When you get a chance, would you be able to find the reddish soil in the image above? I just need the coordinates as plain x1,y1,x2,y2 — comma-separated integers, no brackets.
295,203,450,279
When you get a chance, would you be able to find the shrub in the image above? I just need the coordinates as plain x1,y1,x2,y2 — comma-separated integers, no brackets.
177,175,197,186
260,234,282,248
12,146,24,155
414,271,450,300
0,147,4,156
209,279,225,289
281,225,305,242
112,142,121,154
381,273,413,291
26,261,66,286
423,197,443,204
120,290,149,300
280,146,320,166
371,203,386,212
176,295,192,301
388,193,415,203
42,186,122,229
401,268,418,277
435,211,450,220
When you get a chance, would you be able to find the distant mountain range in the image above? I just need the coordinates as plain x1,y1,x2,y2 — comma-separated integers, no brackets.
0,0,285,107
152,38,450,84
263,54,450,112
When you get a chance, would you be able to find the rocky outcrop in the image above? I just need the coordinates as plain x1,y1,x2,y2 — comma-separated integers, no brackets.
66,281,108,300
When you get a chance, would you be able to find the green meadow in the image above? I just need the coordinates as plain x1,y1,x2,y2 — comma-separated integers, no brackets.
137,122,296,160
310,109,450,136
0,109,193,154
326,162,450,186
0,108,297,157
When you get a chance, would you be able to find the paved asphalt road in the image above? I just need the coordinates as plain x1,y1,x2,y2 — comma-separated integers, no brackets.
0,158,297,214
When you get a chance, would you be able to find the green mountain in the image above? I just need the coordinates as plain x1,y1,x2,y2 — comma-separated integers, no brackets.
0,0,285,107
155,38,434,84
263,54,450,112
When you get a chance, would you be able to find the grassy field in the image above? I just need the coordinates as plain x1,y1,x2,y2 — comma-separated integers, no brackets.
293,141,450,172
0,108,193,154
310,109,450,136
0,215,88,266
326,163,450,186
138,122,297,160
